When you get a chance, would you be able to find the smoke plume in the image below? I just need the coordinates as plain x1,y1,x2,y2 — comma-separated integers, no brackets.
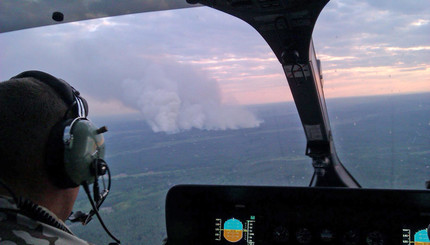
121,62,262,133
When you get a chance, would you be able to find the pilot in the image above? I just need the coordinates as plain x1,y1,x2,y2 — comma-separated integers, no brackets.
0,71,99,244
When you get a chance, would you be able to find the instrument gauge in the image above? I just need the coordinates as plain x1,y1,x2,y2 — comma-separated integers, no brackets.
342,229,360,245
296,228,312,244
366,231,385,245
272,226,289,242
320,228,335,242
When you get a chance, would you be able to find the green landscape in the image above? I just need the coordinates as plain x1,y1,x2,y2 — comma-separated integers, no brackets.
70,93,430,244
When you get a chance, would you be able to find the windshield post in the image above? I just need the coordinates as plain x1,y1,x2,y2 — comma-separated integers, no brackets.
287,40,361,188
192,0,360,187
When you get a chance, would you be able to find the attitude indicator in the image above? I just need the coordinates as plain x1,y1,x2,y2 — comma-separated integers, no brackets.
402,228,430,244
215,216,255,244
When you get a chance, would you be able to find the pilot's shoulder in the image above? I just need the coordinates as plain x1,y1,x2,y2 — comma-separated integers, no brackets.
0,203,93,245
0,218,94,244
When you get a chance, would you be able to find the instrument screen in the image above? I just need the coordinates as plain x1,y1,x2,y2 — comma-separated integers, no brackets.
166,185,430,244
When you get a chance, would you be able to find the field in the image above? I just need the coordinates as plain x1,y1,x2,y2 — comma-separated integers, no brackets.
70,93,430,244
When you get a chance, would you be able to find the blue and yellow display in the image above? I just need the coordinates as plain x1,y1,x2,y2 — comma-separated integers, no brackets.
215,216,255,244
415,229,430,245
223,218,243,242
403,228,430,244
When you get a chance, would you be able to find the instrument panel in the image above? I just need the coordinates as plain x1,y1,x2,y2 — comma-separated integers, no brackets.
165,185,430,244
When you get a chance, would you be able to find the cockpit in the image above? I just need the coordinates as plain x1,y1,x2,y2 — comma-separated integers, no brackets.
1,0,429,244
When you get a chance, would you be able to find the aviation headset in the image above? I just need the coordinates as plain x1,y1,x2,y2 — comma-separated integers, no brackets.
6,71,121,244
10,70,107,189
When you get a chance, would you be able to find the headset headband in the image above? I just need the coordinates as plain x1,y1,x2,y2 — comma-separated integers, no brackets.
10,70,89,117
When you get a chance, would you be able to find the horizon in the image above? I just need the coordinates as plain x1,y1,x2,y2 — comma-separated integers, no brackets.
91,91,430,124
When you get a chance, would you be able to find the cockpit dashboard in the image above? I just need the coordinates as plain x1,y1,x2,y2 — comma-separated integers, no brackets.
166,185,430,244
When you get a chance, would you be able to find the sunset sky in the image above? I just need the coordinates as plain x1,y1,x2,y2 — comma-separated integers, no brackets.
0,0,429,116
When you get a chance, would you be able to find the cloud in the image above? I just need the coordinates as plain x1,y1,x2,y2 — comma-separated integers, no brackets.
313,0,429,96
0,7,265,133
410,19,430,27
0,1,429,116
364,0,430,15
384,46,430,52
322,64,430,98
314,0,430,61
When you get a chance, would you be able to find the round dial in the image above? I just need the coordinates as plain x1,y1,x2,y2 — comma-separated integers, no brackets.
296,228,312,244
366,231,384,245
320,228,335,242
342,229,360,245
272,226,289,242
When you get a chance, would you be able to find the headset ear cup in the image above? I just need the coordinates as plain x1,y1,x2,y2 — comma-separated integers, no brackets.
63,119,105,186
46,119,79,189
46,118,106,189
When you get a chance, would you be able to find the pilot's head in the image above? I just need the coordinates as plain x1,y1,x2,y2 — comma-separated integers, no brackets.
0,71,83,221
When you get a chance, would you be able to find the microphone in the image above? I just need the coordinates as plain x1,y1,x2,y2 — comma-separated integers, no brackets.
68,160,121,244
69,159,110,225
68,210,92,224
82,182,121,244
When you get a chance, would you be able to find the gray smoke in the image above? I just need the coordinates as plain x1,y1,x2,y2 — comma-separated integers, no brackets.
121,62,262,133
0,12,264,134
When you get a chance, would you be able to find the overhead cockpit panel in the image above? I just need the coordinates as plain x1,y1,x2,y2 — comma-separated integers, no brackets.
187,0,329,64
0,0,199,33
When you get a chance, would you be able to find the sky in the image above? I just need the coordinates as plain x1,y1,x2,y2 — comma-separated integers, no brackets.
0,0,429,131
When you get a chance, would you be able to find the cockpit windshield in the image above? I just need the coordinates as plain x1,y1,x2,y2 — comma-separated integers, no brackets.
313,1,430,189
0,1,428,244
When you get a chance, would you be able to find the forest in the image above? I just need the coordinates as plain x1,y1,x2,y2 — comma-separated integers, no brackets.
70,93,430,244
